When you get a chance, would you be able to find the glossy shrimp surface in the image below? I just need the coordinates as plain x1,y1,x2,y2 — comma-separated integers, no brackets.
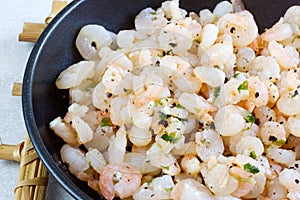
50,0,300,199
99,162,142,200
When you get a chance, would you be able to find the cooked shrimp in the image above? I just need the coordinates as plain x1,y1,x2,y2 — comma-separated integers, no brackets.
283,5,300,27
230,167,255,197
217,10,258,47
279,168,300,190
99,162,142,200
193,66,225,88
268,40,300,70
133,175,174,200
157,23,193,55
261,18,293,42
200,41,234,75
260,121,286,146
249,56,280,82
178,92,216,117
49,117,79,146
195,129,224,162
199,9,215,26
199,24,219,49
248,76,269,107
76,25,113,60
267,147,296,166
287,114,300,137
86,148,106,173
128,125,152,147
235,47,256,72
277,89,300,116
60,144,90,180
213,1,233,19
235,136,264,157
180,155,201,175
253,105,277,126
171,179,214,200
263,80,279,107
214,105,245,136
102,65,126,94
266,177,288,199
107,126,127,163
56,61,95,89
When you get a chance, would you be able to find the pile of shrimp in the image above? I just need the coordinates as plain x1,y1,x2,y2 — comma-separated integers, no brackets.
50,0,300,199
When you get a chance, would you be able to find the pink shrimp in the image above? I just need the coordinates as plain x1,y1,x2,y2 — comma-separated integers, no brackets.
99,162,142,200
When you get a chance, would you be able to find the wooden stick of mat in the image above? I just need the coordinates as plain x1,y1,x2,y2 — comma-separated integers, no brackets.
18,0,68,42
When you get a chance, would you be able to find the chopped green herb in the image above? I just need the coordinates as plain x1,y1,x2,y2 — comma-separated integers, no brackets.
238,80,248,93
244,163,260,174
147,179,153,186
100,117,113,127
104,99,108,104
161,165,170,170
273,139,286,146
113,173,119,184
233,72,240,78
150,11,156,15
213,86,221,100
238,177,255,184
161,132,177,142
164,187,173,192
245,112,255,124
85,81,97,92
292,35,300,43
194,107,202,113
249,151,257,159
159,111,169,120
175,104,184,108
200,139,206,144
154,98,164,107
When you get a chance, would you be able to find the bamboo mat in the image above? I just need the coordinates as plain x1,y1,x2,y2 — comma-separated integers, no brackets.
0,1,69,199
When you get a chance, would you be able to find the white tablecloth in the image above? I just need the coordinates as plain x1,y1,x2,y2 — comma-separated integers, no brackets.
0,1,74,199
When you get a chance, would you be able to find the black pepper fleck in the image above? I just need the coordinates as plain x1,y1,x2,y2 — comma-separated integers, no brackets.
255,92,259,98
230,27,236,33
269,135,277,141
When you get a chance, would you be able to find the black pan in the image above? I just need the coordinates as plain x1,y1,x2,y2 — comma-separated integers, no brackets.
22,0,300,199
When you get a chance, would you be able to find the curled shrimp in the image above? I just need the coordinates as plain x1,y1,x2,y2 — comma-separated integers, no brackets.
248,76,269,107
268,40,300,70
76,25,113,60
261,18,293,42
217,10,258,47
99,162,142,200
171,179,214,200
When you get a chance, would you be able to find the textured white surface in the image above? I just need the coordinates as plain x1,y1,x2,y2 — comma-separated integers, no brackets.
0,1,74,199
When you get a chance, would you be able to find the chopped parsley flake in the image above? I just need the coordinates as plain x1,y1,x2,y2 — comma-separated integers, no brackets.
273,139,286,146
161,132,177,142
244,163,260,174
161,165,170,170
249,151,257,159
237,80,248,93
159,111,169,120
147,179,153,186
100,118,113,127
245,112,255,124
164,187,173,192
150,11,156,15
194,107,201,113
213,86,221,100
175,104,184,108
